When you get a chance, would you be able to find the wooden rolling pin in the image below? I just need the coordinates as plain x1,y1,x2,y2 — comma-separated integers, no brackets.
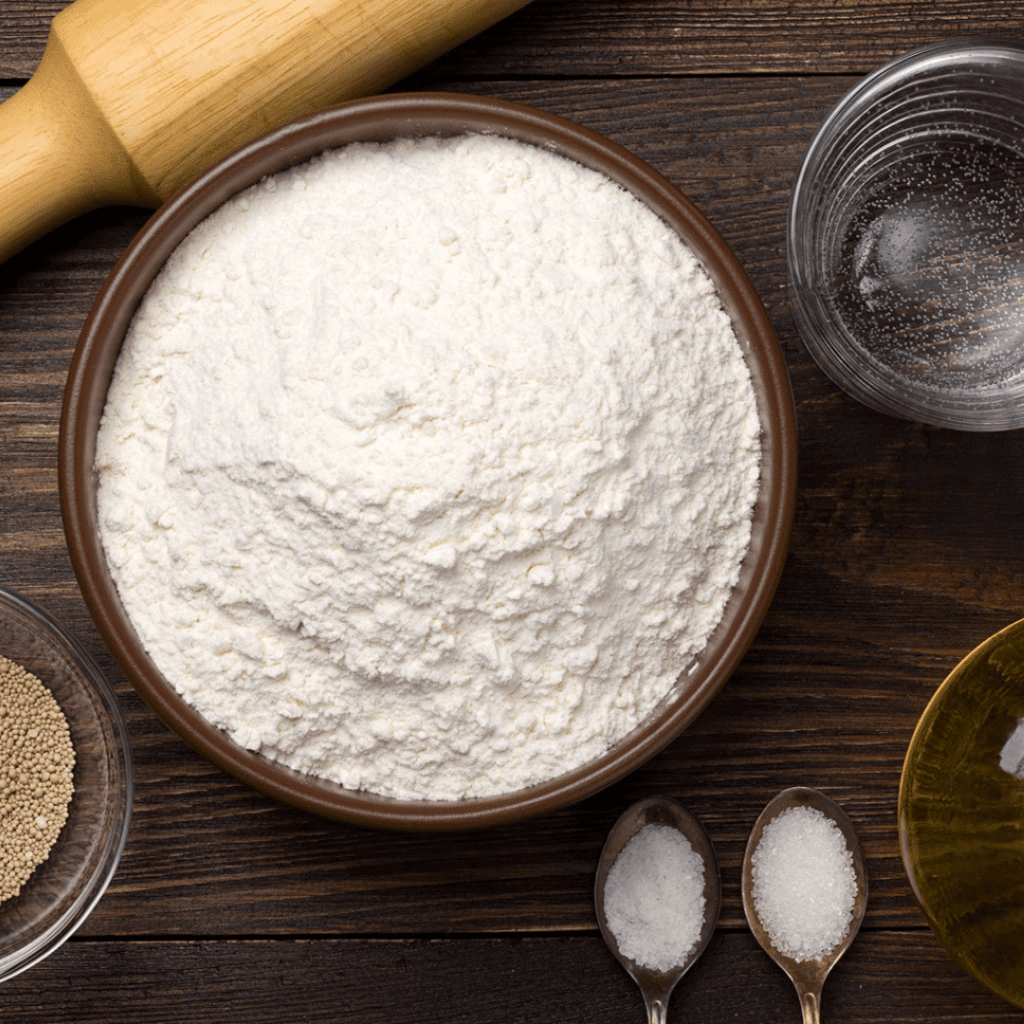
0,0,534,265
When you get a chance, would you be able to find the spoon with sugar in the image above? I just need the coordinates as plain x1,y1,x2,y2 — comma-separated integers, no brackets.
594,796,721,1024
741,787,868,1024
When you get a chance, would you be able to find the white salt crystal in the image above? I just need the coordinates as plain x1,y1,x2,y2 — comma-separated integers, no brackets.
604,823,706,973
751,805,858,962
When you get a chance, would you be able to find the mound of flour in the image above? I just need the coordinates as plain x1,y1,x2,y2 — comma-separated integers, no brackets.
96,133,761,801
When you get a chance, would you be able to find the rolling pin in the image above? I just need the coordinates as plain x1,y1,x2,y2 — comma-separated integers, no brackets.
0,0,534,266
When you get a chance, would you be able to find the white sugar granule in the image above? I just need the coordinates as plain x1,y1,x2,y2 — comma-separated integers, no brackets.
95,133,761,801
751,805,858,961
604,824,706,972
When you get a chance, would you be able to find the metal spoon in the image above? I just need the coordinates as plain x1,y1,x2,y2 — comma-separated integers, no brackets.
594,796,721,1024
741,787,869,1024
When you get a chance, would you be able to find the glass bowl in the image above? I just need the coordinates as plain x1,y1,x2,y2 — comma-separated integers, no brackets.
59,92,797,831
0,585,133,983
789,38,1024,430
899,619,1024,1008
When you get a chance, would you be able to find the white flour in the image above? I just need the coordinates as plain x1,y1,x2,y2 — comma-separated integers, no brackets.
95,134,761,801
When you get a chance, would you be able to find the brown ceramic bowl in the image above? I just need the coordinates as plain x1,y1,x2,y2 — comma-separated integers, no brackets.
59,92,797,831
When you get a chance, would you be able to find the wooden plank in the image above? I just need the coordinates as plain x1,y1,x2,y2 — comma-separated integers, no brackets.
4,2,1020,1021
2,1,1024,80
1,75,1018,938
0,932,1013,1023
69,705,922,937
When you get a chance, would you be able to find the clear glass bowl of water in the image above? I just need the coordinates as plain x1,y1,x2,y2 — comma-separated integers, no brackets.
789,38,1024,430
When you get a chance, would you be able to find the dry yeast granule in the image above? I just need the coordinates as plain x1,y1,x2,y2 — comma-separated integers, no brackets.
0,656,76,903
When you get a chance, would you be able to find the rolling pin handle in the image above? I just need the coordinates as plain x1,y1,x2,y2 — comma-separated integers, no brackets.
0,31,158,267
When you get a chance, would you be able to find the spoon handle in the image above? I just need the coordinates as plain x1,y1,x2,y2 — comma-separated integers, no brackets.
642,996,669,1024
800,989,821,1024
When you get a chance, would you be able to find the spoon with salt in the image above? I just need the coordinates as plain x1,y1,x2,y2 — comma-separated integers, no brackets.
741,787,868,1024
594,796,721,1024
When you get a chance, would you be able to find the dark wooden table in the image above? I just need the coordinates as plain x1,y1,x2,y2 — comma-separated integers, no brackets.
4,2,1024,1020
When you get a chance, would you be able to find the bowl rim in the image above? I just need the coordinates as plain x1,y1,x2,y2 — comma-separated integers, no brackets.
787,35,1024,430
0,583,133,982
59,91,796,831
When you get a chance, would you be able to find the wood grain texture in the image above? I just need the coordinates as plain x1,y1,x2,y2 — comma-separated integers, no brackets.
3,3,1024,1019
0,933,1014,1022
0,0,542,263
4,0,1024,79
0,77,1014,940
